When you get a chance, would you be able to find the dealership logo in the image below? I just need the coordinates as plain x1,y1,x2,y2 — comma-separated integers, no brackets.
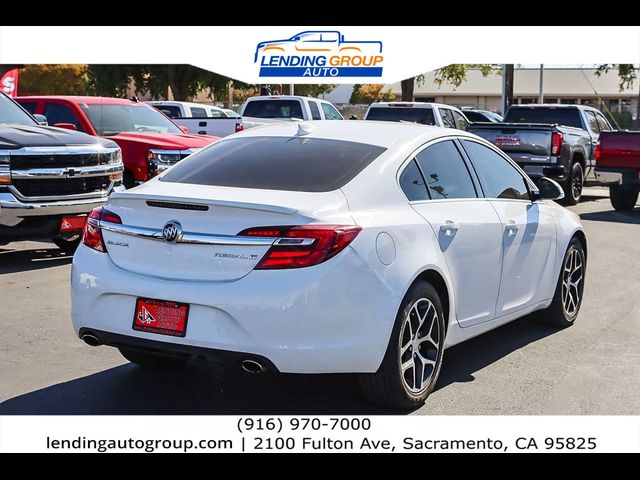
162,221,182,244
255,30,383,78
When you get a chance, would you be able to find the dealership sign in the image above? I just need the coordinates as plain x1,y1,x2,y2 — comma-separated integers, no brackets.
1,69,19,97
255,30,384,78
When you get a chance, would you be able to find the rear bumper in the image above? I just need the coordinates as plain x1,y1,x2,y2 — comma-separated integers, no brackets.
595,167,639,189
520,163,567,182
71,244,399,374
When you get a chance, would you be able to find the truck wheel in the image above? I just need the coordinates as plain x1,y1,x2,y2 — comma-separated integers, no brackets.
563,162,584,205
359,281,445,410
610,186,638,211
52,236,81,254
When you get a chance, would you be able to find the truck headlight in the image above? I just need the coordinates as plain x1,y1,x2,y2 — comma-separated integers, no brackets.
147,150,183,177
0,154,10,185
108,149,123,164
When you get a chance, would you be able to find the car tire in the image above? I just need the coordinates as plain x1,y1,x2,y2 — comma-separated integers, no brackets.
118,347,188,368
563,162,584,205
123,170,135,189
536,237,586,328
52,236,81,254
610,186,638,211
359,280,445,410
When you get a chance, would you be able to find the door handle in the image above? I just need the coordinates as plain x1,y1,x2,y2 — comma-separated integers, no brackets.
505,221,518,237
440,220,460,236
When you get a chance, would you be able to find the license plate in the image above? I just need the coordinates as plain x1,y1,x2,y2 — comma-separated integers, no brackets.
133,298,189,337
60,215,87,233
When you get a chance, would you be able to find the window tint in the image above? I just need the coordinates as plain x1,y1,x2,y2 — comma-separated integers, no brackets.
438,108,456,128
209,108,225,118
19,101,37,114
595,112,612,131
461,110,488,123
399,160,429,201
366,107,436,125
308,101,322,120
161,137,386,192
504,107,583,128
453,110,469,130
584,110,599,132
155,105,182,118
190,107,207,117
415,141,477,199
321,103,343,120
243,100,303,119
462,140,530,200
43,103,82,130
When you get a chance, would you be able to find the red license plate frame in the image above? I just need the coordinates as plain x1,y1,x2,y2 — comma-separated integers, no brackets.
60,215,87,233
132,298,189,337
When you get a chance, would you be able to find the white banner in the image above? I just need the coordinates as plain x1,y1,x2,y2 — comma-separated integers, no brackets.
0,26,638,83
1,416,638,453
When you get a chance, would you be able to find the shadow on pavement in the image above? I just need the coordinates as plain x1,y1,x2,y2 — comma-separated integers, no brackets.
0,315,560,415
0,247,72,275
580,209,640,225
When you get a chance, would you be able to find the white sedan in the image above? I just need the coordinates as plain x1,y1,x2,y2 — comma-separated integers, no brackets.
71,121,586,409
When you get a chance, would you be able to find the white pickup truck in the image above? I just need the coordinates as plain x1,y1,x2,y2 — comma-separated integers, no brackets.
364,102,470,130
239,96,344,128
147,101,243,137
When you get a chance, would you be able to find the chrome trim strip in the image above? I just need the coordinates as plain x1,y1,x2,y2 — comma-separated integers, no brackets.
0,146,120,156
8,181,116,202
10,164,123,179
149,148,202,157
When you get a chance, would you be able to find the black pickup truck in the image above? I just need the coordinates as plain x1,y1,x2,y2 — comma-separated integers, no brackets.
468,104,613,204
0,92,124,251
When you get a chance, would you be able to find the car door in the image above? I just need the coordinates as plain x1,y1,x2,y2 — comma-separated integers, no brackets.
583,109,600,166
404,139,504,327
461,139,557,317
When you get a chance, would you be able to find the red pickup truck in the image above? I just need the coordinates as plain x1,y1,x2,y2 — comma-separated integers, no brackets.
595,131,640,211
16,96,219,188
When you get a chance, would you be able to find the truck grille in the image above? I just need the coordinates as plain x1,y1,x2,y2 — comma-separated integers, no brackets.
13,177,110,198
10,153,112,169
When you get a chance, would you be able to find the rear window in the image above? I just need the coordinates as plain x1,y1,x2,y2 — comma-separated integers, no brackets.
243,100,303,119
504,107,583,128
366,107,436,125
462,111,489,122
160,136,386,192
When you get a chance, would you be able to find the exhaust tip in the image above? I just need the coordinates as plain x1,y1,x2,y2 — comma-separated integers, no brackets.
241,359,265,374
82,334,101,347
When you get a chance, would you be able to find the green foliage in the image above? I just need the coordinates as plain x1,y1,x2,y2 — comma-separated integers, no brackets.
350,84,396,103
432,64,501,88
20,64,89,95
291,84,336,97
606,111,633,129
85,65,131,97
596,64,638,91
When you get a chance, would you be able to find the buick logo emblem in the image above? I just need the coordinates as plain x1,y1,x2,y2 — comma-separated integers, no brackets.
162,221,182,244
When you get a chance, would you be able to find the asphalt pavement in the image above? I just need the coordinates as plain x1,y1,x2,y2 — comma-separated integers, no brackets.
1,187,638,415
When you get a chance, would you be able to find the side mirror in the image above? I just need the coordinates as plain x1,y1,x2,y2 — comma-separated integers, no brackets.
179,125,189,134
349,114,358,120
33,114,48,126
533,177,565,201
53,122,78,131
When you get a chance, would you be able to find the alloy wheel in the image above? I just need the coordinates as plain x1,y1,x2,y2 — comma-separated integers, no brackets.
561,248,584,317
399,298,440,393
572,164,583,202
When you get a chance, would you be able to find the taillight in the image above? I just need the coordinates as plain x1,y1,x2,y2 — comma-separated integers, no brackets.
238,225,362,269
551,132,563,156
81,206,122,253
235,122,244,132
595,141,601,161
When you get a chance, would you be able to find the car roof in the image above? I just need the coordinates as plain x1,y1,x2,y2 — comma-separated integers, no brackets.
369,102,461,110
509,103,587,109
17,95,144,106
245,95,331,104
147,100,224,111
230,120,473,148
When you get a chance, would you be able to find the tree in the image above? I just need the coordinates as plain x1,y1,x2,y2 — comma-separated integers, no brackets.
596,64,639,128
400,64,500,101
350,84,396,103
290,84,336,97
20,64,89,95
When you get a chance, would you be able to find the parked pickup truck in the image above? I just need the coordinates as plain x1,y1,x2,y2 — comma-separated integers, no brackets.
239,95,344,128
364,102,470,130
17,96,218,189
469,104,613,204
595,130,640,211
0,92,124,251
146,101,243,137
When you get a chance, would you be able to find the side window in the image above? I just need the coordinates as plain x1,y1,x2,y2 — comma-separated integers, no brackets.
595,112,612,131
190,107,207,117
438,108,456,128
452,110,470,130
415,141,477,199
43,103,82,130
584,110,599,133
308,101,322,120
156,105,181,118
321,103,343,120
209,108,224,118
399,160,429,201
462,140,530,200
19,102,37,114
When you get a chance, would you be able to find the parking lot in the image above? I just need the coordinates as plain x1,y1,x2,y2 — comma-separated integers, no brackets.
0,187,638,415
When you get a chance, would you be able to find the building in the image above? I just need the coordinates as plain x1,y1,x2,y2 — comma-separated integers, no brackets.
387,67,639,119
